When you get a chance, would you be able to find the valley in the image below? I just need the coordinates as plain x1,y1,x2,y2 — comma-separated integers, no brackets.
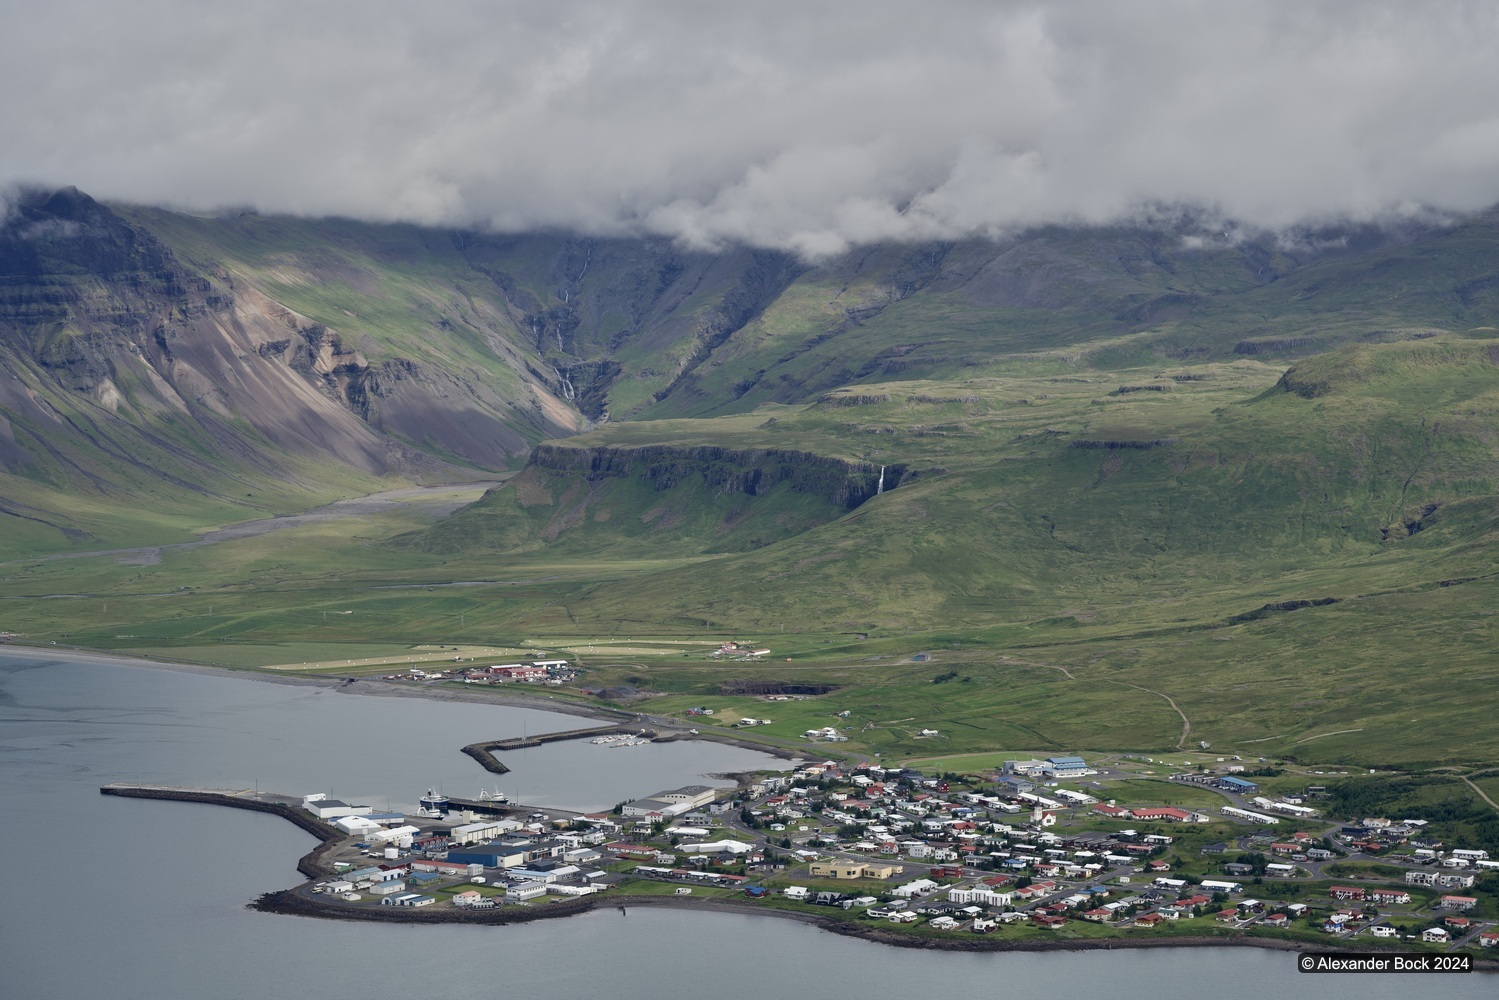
2,187,1498,798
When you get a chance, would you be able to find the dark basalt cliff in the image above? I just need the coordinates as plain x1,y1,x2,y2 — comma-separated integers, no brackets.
530,442,907,510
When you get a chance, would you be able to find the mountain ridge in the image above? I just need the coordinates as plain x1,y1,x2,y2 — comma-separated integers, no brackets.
4,186,1499,554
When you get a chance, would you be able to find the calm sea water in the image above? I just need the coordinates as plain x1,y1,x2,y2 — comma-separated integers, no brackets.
0,651,1489,1000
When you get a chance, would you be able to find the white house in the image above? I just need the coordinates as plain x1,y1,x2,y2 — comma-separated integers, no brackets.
678,840,752,855
892,878,939,898
506,883,547,901
948,886,1013,908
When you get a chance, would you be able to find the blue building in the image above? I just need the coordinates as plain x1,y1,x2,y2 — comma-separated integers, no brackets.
446,846,525,868
1043,755,1094,778
1218,776,1259,793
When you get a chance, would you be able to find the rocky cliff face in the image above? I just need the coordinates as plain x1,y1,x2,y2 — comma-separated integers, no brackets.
10,187,1499,551
529,442,905,509
408,441,909,556
0,188,580,510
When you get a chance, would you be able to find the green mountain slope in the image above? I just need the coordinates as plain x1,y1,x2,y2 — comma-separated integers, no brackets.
423,335,1499,631
0,189,595,554
10,190,1498,557
5,190,1499,768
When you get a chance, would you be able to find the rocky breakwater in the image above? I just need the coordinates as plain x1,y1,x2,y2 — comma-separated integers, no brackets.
99,784,344,880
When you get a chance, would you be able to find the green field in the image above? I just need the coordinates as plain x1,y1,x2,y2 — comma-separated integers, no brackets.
1089,779,1231,810
6,202,1499,789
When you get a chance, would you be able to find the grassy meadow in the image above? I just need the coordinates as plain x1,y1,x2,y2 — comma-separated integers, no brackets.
4,327,1498,783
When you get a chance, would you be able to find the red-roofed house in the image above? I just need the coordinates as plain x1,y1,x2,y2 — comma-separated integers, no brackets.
1130,807,1192,822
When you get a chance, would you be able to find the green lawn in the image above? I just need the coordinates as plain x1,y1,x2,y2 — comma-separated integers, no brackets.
1092,779,1231,810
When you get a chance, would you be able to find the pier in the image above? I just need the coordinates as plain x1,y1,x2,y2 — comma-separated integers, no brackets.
460,724,654,774
100,783,344,878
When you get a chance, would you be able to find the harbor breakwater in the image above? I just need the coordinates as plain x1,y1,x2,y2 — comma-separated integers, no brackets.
100,784,344,880
459,723,642,774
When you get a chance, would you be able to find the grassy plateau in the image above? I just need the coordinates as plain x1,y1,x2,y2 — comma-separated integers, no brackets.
4,199,1499,811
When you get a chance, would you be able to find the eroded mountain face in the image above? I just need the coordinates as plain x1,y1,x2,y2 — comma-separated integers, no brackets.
0,188,580,499
5,185,1498,552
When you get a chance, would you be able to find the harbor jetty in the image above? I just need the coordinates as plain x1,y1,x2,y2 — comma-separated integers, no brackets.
460,724,653,774
100,783,344,878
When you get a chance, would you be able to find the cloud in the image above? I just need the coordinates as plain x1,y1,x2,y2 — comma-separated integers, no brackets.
4,0,1499,254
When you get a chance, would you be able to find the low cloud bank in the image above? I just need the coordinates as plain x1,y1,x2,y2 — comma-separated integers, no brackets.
5,1,1498,253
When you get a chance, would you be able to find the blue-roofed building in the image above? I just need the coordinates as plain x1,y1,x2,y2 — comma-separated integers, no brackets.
446,846,526,869
365,811,408,826
1043,756,1094,778
1218,777,1259,793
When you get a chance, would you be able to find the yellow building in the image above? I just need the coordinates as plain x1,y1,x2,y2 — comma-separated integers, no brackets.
808,860,904,880
859,863,903,880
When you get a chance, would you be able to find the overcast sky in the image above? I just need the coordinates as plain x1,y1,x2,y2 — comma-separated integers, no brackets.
5,0,1499,254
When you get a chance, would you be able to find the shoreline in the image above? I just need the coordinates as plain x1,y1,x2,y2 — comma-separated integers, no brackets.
0,643,810,765
101,783,1498,968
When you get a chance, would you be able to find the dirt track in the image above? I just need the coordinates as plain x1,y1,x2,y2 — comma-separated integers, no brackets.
8,482,498,567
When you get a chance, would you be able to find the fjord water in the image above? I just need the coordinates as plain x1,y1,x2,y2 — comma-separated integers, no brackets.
0,652,1487,999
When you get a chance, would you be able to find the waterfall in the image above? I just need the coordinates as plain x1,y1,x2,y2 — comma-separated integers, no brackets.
552,366,576,401
876,465,885,495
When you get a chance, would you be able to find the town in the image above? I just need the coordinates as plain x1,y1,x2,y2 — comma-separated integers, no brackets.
111,738,1496,959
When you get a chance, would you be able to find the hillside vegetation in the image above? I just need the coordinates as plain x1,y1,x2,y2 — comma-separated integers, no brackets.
3,190,1499,769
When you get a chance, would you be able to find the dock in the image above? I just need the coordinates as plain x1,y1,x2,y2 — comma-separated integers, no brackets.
460,724,657,774
100,783,344,877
